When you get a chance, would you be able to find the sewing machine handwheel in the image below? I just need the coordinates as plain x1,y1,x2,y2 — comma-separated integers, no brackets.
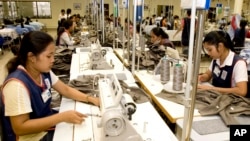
102,111,125,136
101,49,107,56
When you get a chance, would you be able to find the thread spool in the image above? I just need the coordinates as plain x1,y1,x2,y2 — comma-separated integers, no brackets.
173,64,184,91
160,58,170,84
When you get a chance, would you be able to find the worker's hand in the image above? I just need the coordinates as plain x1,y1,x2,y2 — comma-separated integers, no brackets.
198,74,206,83
197,84,213,90
60,110,87,124
73,40,81,45
89,97,100,107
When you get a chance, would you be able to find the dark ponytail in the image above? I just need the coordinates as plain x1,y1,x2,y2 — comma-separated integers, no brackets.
203,30,235,52
6,31,54,74
151,27,169,39
6,56,22,74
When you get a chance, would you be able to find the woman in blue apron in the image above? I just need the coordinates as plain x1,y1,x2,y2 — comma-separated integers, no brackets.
1,31,100,141
198,30,248,97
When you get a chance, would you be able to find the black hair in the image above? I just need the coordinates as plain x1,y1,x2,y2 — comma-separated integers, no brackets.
56,19,73,46
61,9,65,13
149,18,153,25
151,27,169,39
203,30,234,51
62,19,73,30
187,10,191,16
125,18,133,25
66,8,72,19
66,8,71,15
24,17,32,25
69,14,76,20
136,24,140,33
160,17,167,27
106,17,112,22
76,14,81,19
6,31,54,74
233,19,248,47
240,19,248,29
173,15,179,19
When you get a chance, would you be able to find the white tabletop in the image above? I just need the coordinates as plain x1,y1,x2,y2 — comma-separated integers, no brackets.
53,97,178,141
113,48,130,67
70,51,135,84
134,70,200,123
53,49,179,140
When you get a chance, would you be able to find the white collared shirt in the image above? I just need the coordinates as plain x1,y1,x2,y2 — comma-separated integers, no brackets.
208,51,248,87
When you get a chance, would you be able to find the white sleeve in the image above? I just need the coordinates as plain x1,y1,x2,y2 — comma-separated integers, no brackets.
58,14,61,21
60,32,74,46
3,80,32,116
50,71,59,86
233,60,248,83
208,60,213,72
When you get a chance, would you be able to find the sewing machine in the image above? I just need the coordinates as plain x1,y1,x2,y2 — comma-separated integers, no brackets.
53,71,178,141
97,74,143,141
88,42,113,70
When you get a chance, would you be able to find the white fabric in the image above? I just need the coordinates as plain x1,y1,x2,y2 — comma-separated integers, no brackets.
208,51,248,87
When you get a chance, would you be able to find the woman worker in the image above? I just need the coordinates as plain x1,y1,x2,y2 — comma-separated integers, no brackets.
1,31,100,141
198,30,248,97
145,27,176,70
150,27,175,50
56,19,80,47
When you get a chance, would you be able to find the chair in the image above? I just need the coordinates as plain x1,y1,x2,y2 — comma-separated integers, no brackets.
3,36,13,50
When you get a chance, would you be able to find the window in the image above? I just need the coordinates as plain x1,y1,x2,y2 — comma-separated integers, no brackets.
33,2,51,18
0,1,51,19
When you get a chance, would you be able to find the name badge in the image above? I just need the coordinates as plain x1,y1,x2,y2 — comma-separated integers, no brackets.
41,89,51,103
221,70,228,80
213,66,221,77
44,78,51,89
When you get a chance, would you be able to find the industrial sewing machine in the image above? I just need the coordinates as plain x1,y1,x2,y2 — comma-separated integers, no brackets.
97,73,143,141
88,41,113,70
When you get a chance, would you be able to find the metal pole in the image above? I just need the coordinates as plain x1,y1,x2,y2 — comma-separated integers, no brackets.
127,0,130,66
122,0,126,70
131,0,137,74
101,0,105,43
137,0,144,71
92,0,95,30
185,10,206,141
181,0,197,140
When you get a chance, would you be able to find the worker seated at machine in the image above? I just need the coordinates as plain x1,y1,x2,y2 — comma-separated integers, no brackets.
88,40,113,70
138,27,176,68
66,73,148,141
97,73,143,141
56,19,81,47
198,31,248,97
76,39,114,71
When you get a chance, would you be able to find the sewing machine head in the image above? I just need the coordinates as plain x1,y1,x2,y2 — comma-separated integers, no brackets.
97,73,143,141
98,73,123,111
89,41,112,70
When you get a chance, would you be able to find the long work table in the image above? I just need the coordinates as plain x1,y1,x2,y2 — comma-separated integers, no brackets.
53,47,178,141
134,70,201,123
